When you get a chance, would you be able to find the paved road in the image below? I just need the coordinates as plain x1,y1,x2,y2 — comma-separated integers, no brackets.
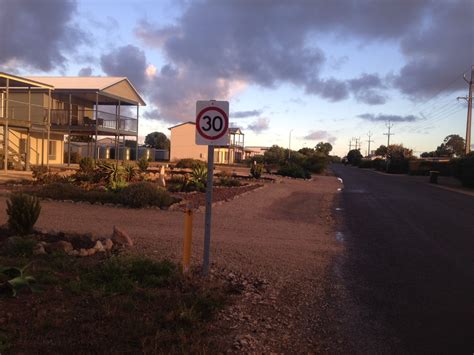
332,165,474,354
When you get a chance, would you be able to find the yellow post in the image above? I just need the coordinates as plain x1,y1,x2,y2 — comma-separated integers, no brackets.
183,204,193,273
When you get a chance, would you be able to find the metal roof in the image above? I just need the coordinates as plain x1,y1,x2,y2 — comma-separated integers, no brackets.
25,76,146,106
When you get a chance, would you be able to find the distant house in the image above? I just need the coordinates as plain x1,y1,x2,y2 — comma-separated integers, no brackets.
169,122,244,164
244,146,269,159
0,71,145,170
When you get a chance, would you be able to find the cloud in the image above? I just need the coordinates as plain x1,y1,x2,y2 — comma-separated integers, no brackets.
143,108,161,120
349,73,387,105
0,0,85,71
358,113,421,122
247,117,270,133
100,45,148,90
124,0,471,123
231,110,262,118
304,130,337,144
78,67,93,76
392,1,473,98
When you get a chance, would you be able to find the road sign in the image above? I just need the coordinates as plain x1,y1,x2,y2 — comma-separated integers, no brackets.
195,100,229,146
195,100,230,276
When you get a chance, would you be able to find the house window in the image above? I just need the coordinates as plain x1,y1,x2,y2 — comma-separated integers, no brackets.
48,141,57,160
225,152,228,162
19,138,26,155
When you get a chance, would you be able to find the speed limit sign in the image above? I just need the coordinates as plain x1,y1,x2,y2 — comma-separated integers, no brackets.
195,100,229,145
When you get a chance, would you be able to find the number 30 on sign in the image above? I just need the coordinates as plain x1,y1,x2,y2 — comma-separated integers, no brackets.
195,100,229,146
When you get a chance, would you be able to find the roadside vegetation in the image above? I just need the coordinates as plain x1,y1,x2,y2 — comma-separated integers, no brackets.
343,134,474,188
246,141,337,179
0,193,228,353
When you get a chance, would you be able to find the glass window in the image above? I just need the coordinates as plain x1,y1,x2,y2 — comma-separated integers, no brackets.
48,140,57,160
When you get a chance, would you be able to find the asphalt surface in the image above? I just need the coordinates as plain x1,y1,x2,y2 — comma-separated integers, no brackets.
331,165,474,354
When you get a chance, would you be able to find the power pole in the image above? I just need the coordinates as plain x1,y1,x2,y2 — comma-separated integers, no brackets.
348,139,352,151
367,131,374,157
384,121,394,147
354,137,360,150
463,65,473,154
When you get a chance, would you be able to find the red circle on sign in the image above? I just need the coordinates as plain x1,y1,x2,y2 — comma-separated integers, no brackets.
196,106,229,140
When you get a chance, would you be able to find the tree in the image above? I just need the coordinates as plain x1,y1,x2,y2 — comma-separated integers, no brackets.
375,145,388,157
421,151,436,158
144,132,170,150
387,144,413,160
264,145,287,164
315,142,333,155
298,147,315,156
436,134,465,157
347,149,362,166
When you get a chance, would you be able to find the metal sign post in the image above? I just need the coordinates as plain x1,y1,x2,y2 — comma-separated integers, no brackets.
195,100,229,276
203,145,214,275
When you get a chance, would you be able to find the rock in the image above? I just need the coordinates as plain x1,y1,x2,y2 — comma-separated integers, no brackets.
33,244,46,255
104,238,114,251
79,248,88,257
111,226,133,247
87,248,97,256
94,240,105,252
45,241,74,254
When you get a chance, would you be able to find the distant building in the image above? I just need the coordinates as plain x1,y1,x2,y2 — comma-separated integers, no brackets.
169,121,244,164
244,146,269,159
0,71,145,170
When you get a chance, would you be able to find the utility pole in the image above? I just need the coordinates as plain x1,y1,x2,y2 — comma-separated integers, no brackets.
384,120,394,147
348,139,352,151
354,136,361,151
367,131,374,157
463,65,473,154
288,129,293,159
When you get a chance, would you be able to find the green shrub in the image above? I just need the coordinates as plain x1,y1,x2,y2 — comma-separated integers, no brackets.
31,166,48,182
245,155,264,165
36,182,178,208
120,182,176,208
0,264,39,297
373,158,387,171
96,161,126,188
250,163,263,178
76,256,177,294
137,156,149,172
176,158,206,169
217,171,242,187
4,237,37,257
79,157,95,173
387,158,411,174
6,193,41,236
358,159,374,169
302,153,328,173
277,163,311,179
453,154,474,187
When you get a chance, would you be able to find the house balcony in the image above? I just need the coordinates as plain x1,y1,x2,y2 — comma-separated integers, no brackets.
50,109,138,135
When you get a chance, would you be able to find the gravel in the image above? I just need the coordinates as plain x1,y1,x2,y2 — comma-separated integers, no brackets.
0,175,347,352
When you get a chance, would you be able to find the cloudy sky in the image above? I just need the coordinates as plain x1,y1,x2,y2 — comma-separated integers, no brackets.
1,0,473,156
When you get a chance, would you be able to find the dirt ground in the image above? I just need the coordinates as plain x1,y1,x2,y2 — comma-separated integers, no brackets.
0,175,354,353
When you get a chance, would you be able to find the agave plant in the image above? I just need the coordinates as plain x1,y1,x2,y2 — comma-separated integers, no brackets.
96,161,126,188
123,164,137,182
191,165,208,185
0,264,39,297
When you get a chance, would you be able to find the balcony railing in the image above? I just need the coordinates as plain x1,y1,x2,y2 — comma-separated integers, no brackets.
50,109,138,133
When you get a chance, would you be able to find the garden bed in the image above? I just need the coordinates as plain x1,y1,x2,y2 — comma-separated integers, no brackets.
172,183,264,210
0,231,230,353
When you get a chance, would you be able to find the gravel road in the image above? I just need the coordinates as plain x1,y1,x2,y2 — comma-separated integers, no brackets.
0,175,354,352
